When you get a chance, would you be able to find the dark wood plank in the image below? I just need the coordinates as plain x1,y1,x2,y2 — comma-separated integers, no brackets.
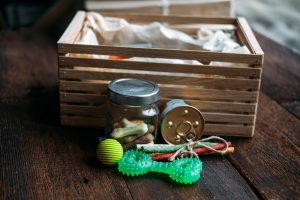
125,156,259,200
256,32,300,118
227,93,300,199
255,93,300,144
0,30,132,199
0,29,261,199
229,34,300,199
0,30,57,100
2,29,300,200
0,101,132,199
0,99,259,199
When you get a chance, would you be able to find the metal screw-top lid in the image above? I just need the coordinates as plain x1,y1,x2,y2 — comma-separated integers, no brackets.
108,78,159,106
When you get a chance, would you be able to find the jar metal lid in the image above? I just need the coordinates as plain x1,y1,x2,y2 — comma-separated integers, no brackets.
160,99,205,145
108,78,159,106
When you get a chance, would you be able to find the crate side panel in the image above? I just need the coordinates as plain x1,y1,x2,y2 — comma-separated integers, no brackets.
60,104,255,125
59,56,262,78
60,115,254,137
60,92,256,114
58,44,263,64
59,68,260,91
59,81,258,102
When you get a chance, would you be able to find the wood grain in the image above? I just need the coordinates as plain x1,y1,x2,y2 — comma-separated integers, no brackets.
256,33,300,118
1,25,300,199
124,156,258,200
227,93,300,199
99,12,236,24
60,115,254,137
0,102,132,199
236,18,263,55
58,43,263,64
60,92,256,114
0,25,260,197
0,29,132,199
224,35,300,198
57,12,263,135
60,81,259,103
60,104,255,125
59,56,261,78
0,30,57,100
60,92,108,104
59,68,260,90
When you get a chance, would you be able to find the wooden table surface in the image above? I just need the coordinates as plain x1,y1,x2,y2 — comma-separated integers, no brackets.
0,29,299,200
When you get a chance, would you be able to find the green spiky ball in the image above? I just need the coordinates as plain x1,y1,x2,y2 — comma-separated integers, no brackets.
97,139,123,165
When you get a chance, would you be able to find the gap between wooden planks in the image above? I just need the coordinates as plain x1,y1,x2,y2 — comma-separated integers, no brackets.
226,92,300,199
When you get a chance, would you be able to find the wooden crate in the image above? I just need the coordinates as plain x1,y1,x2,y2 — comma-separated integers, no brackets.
57,11,264,137
85,0,232,17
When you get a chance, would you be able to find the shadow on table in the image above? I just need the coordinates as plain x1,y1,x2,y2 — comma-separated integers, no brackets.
25,85,102,157
26,86,60,126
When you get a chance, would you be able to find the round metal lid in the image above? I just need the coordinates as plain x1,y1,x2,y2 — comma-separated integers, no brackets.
160,101,205,145
108,78,159,106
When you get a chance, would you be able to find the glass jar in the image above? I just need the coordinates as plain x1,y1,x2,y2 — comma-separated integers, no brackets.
106,78,159,150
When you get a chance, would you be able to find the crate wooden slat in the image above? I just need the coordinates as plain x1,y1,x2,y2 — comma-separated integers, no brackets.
60,81,258,102
98,11,236,24
60,116,253,137
60,92,256,114
86,0,232,17
236,18,264,55
60,104,254,124
59,68,260,91
57,11,264,137
59,44,262,64
59,56,261,78
61,116,107,128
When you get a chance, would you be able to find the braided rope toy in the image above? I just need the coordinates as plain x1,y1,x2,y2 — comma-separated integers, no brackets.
118,150,202,184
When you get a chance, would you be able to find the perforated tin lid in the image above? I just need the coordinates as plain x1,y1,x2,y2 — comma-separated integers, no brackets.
108,78,159,106
160,99,205,145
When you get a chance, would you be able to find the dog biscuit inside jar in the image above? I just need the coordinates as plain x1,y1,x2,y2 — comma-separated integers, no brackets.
106,78,159,150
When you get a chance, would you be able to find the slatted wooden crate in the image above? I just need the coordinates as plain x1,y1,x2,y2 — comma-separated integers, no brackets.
57,11,264,137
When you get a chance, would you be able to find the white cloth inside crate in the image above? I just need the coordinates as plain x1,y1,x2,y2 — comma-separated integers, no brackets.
76,12,250,65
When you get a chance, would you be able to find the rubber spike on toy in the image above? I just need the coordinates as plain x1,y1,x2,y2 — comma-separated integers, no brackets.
118,150,202,184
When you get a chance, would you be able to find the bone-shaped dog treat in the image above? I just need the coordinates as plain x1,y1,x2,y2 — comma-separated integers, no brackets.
118,150,202,184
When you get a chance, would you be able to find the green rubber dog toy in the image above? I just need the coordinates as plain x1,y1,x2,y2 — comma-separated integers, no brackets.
118,150,202,184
